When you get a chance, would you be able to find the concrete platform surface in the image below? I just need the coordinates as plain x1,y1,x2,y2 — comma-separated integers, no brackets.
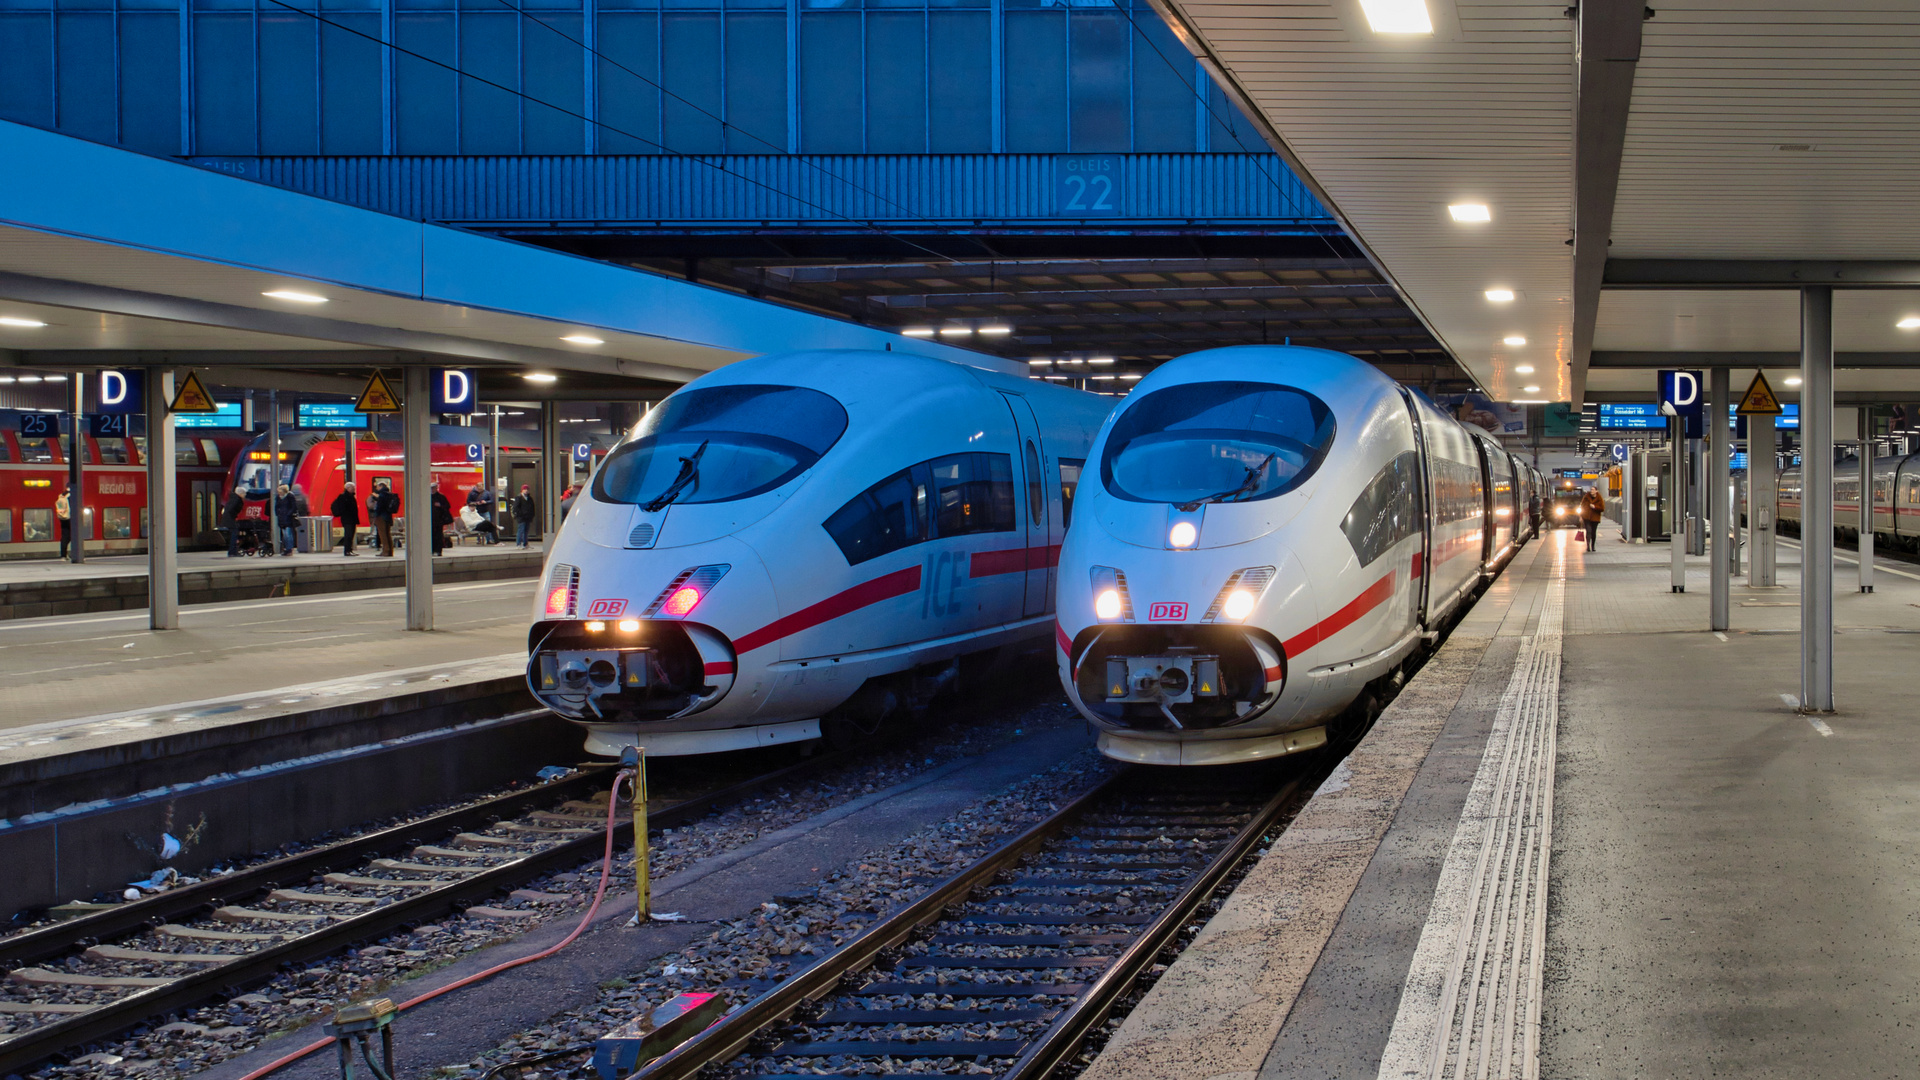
1083,523,1920,1080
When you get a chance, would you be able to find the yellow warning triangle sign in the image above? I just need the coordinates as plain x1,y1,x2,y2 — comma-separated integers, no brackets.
355,371,403,413
168,371,219,413
1737,371,1784,415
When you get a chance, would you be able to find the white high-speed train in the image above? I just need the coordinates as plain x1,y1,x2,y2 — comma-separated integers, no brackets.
1778,454,1920,550
1055,345,1541,766
528,350,1111,756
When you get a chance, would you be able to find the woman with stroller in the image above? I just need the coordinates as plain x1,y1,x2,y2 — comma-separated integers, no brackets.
274,484,299,556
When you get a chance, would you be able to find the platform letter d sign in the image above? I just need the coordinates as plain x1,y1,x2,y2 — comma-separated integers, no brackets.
431,368,476,412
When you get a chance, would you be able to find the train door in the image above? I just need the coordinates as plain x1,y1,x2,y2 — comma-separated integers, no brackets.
997,393,1052,618
192,480,221,541
1397,388,1436,626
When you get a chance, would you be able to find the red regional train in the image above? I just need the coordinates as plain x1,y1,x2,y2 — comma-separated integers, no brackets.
0,410,250,557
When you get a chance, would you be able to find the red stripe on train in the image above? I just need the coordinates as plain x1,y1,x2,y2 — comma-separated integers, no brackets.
970,545,1062,578
1282,571,1396,658
1055,620,1072,653
732,565,924,655
703,661,735,677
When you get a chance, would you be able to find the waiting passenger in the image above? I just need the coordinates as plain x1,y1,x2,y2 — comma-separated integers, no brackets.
291,483,310,519
1580,487,1605,552
55,484,71,559
465,484,498,545
370,482,398,557
332,481,361,557
274,484,298,556
224,485,247,558
430,481,454,556
511,485,536,548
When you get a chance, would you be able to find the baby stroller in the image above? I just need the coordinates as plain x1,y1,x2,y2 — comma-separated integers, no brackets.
233,520,272,557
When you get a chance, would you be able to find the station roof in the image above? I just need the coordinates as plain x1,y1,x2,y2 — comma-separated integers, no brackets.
1153,0,1920,405
0,120,1012,402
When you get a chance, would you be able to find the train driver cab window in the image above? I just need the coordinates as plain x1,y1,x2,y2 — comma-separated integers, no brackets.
1099,382,1335,506
1058,458,1084,529
1342,451,1422,567
594,384,848,508
824,467,928,566
17,437,55,464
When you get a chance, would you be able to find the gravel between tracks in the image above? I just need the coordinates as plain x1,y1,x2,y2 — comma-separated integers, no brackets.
21,692,1081,1079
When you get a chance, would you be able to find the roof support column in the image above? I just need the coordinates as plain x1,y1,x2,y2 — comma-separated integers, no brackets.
1801,286,1834,712
67,373,84,564
1749,413,1776,587
146,369,178,630
405,365,434,631
1710,366,1730,630
1859,410,1874,593
1670,416,1687,592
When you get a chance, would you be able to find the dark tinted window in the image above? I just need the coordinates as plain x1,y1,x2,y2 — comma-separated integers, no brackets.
824,466,928,566
931,452,1015,537
1342,451,1421,567
17,438,55,464
823,452,1015,565
1024,441,1045,527
1058,458,1083,529
1101,381,1335,505
595,384,848,507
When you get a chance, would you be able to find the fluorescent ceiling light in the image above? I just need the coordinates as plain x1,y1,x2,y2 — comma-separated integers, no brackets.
1090,375,1118,381
17,375,41,383
1515,364,1535,374
1120,374,1143,381
1028,359,1052,367
903,328,936,337
1784,376,1804,386
1512,399,1550,405
262,290,328,304
0,377,12,384
522,372,558,383
1088,357,1116,365
1899,317,1920,329
1485,289,1516,303
44,374,67,382
0,316,47,328
1359,0,1432,34
977,326,1013,336
938,327,974,337
1503,335,1527,346
1044,375,1069,381
562,334,604,346
1448,204,1491,223
1060,359,1084,366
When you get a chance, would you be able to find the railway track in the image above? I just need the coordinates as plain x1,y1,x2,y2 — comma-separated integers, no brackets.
0,751,846,1076
632,761,1307,1080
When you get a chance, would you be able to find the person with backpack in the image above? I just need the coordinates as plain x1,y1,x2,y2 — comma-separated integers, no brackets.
511,485,536,548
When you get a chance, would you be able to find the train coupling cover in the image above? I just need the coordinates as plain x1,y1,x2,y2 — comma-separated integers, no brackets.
535,646,656,701
1103,654,1221,705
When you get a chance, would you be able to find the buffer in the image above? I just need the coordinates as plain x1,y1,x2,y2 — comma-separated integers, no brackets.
355,371,402,413
1737,372,1784,415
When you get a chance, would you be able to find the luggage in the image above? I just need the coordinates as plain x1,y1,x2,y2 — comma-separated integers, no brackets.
1574,529,1585,543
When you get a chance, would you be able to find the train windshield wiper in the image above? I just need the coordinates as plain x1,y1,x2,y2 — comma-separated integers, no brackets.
643,440,709,512
1176,452,1277,512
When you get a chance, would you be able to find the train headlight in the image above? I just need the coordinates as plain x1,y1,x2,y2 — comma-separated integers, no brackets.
617,618,641,633
1095,590,1123,620
1222,589,1256,620
584,620,607,633
1168,521,1197,548
1089,566,1133,622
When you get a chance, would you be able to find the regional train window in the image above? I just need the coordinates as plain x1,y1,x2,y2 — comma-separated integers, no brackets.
21,509,51,542
17,438,54,464
102,507,131,540
0,436,11,463
594,384,849,508
96,439,129,465
130,438,147,465
824,467,927,566
176,443,201,466
930,453,1016,537
1342,452,1421,567
0,510,11,542
1100,382,1334,506
1058,458,1084,529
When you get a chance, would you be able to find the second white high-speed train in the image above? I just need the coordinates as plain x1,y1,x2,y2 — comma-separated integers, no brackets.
1056,345,1540,766
528,350,1111,756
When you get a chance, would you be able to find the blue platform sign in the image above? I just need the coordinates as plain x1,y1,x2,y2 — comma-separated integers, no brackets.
430,368,477,412
466,443,483,462
1610,443,1629,463
88,414,128,438
1658,370,1705,418
1597,403,1663,430
571,443,592,462
1056,156,1121,217
17,413,56,437
297,402,370,430
175,403,243,428
97,370,144,415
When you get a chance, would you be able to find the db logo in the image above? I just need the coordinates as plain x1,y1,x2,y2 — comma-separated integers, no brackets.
1147,602,1187,622
586,599,628,617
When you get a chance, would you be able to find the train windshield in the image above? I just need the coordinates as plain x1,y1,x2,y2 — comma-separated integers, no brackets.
1101,381,1335,505
236,460,295,495
594,384,848,507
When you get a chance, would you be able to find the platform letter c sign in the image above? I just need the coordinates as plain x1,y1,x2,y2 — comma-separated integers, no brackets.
97,370,144,415
431,368,476,412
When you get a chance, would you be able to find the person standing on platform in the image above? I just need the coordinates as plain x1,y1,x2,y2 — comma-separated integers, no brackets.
1528,490,1543,534
55,484,72,559
1580,486,1605,552
371,481,398,557
291,483,310,519
274,484,298,556
430,481,454,556
511,485,535,548
224,485,246,557
332,481,361,557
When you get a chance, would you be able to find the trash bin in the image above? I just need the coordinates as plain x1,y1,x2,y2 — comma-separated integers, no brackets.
299,515,335,554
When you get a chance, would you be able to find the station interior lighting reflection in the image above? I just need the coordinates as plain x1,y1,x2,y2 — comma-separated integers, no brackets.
0,316,46,328
523,372,558,383
977,326,1012,336
1359,0,1432,33
561,334,604,345
938,326,973,337
1515,364,1534,374
1785,376,1804,386
262,289,328,304
1899,317,1920,329
1503,335,1526,346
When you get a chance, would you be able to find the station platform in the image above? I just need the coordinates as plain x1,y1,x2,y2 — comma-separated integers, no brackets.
1085,523,1920,1080
0,541,546,620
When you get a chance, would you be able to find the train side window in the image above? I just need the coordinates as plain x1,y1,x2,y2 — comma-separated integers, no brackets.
1342,451,1421,567
130,437,147,466
824,467,926,566
929,452,1016,538
1058,458,1084,529
21,509,52,542
0,510,10,542
176,442,201,466
0,435,10,463
102,507,132,540
1908,477,1920,503
97,439,129,465
79,438,95,464
1024,441,1044,528
200,439,222,465
17,438,54,464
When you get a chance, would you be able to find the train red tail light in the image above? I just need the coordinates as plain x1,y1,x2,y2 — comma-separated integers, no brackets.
545,586,571,616
644,565,730,619
663,587,702,617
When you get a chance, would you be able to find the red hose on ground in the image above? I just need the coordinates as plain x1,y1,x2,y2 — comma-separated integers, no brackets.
234,770,635,1080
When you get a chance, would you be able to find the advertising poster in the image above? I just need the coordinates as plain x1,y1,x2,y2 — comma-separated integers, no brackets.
1435,392,1528,437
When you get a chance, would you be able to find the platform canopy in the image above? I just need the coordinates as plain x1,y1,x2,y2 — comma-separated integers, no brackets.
0,120,1011,399
1147,0,1920,404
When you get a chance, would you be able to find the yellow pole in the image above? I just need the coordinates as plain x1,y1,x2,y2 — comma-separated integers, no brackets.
631,748,649,919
